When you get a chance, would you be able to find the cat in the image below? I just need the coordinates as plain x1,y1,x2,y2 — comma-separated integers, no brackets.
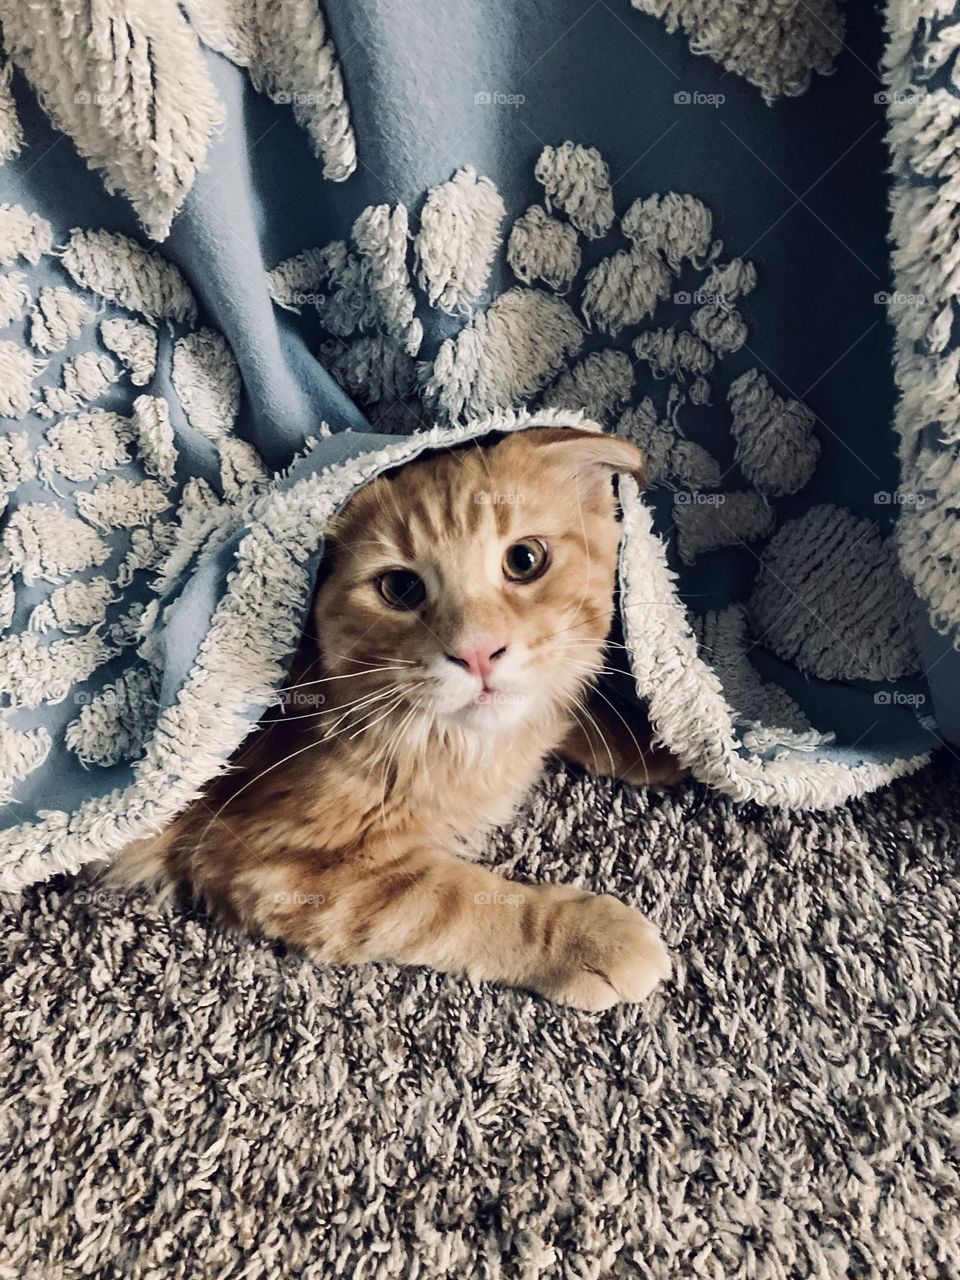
115,427,684,1010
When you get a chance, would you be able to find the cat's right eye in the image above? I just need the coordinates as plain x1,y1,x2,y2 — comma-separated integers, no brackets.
503,538,549,583
376,569,427,610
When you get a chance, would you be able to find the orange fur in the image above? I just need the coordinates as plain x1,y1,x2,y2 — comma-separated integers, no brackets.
114,429,680,1010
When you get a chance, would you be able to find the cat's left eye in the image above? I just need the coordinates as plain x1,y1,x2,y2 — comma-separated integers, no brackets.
503,539,549,583
376,569,427,610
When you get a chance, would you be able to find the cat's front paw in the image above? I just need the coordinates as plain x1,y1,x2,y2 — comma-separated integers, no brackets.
537,893,671,1011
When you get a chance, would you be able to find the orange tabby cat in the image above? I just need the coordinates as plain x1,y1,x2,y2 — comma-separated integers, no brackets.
116,428,683,1010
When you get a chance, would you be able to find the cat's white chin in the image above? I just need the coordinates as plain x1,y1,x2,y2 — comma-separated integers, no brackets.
426,657,533,732
456,690,530,733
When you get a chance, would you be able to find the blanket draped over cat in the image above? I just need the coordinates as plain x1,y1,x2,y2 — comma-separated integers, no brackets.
0,0,954,889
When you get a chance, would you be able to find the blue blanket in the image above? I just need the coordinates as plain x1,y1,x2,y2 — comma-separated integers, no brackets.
0,0,954,890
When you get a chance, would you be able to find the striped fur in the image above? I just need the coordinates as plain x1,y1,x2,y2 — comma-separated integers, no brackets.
114,429,679,1009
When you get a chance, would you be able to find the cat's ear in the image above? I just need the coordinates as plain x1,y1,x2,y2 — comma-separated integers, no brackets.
511,426,645,490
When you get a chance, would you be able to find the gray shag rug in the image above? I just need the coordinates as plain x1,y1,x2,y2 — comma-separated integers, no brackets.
2,757,959,1280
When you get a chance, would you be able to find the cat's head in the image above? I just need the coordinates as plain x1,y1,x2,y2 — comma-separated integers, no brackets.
312,427,643,747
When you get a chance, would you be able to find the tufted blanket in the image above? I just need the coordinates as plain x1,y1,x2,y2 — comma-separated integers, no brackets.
0,0,955,890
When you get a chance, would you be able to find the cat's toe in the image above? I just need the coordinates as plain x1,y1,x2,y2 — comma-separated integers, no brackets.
539,894,671,1011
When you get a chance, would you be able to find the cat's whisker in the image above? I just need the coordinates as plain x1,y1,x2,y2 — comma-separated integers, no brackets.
580,682,653,783
271,706,333,724
420,706,436,770
313,687,419,753
552,643,630,660
304,687,411,746
537,598,690,649
372,697,425,859
321,681,407,715
339,694,410,747
326,650,415,666
560,637,636,656
564,698,618,778
549,646,618,670
552,645,619,665
200,736,326,836
330,538,401,552
553,645,623,668
535,611,617,645
277,665,413,694
348,685,425,740
469,435,495,484
367,693,423,771
318,684,412,740
564,664,630,684
302,644,416,670
567,482,595,640
559,657,660,784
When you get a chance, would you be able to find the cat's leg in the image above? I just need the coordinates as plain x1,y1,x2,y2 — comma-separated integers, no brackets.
558,688,686,788
257,849,670,1011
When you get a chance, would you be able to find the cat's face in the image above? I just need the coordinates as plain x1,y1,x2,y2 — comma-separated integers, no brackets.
313,428,644,745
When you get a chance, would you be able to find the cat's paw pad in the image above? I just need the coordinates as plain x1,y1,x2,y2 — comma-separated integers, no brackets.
542,894,671,1011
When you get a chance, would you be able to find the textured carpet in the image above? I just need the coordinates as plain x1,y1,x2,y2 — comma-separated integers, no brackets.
2,756,959,1279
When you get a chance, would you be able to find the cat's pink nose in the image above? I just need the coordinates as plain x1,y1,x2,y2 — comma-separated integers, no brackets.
446,640,508,681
